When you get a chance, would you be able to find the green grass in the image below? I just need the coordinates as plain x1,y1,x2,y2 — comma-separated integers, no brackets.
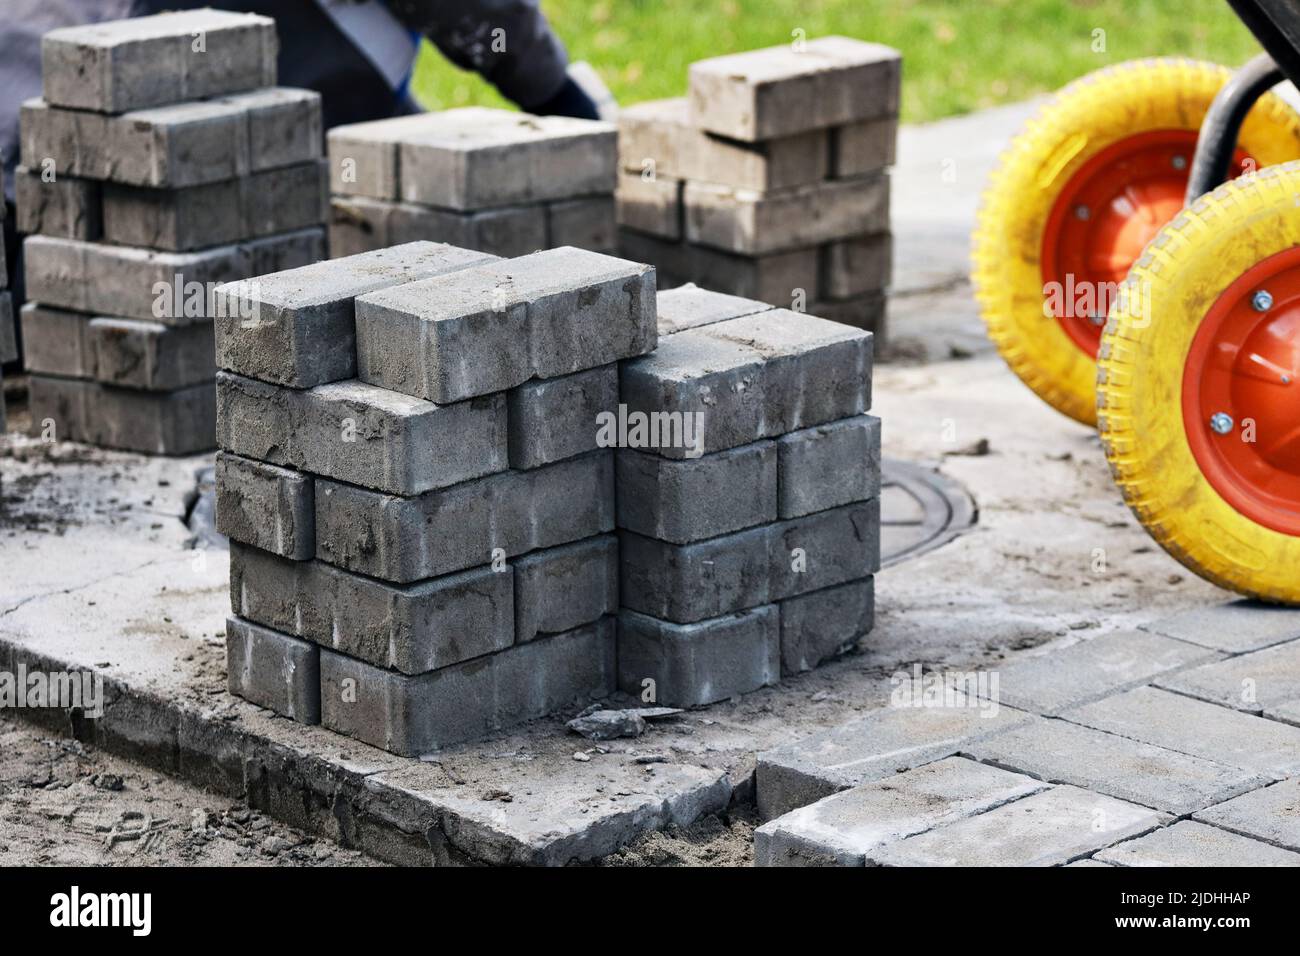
411,0,1262,123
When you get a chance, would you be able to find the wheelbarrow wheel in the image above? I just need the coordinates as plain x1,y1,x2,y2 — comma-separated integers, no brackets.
1098,160,1300,603
974,57,1300,426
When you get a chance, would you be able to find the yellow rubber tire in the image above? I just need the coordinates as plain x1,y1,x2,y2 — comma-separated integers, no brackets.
974,58,1300,426
1098,161,1300,604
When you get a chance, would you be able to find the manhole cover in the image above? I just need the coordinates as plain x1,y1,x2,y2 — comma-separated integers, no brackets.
881,458,977,567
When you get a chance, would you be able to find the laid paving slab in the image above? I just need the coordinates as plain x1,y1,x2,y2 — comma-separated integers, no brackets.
753,756,1046,866
1142,600,1300,654
1066,859,1113,867
755,698,1029,819
1097,820,1300,867
963,715,1268,815
1265,699,1300,727
871,785,1169,866
1063,686,1300,780
1193,779,1300,853
983,630,1219,716
1156,639,1300,714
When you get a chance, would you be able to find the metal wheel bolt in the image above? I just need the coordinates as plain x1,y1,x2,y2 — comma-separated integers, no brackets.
1074,205,1090,220
1252,290,1273,311
1172,155,1187,170
1210,412,1234,435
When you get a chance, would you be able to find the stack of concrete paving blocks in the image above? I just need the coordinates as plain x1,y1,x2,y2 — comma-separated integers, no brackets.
616,36,899,339
212,240,655,756
616,283,881,708
327,107,617,259
0,177,14,431
16,10,326,454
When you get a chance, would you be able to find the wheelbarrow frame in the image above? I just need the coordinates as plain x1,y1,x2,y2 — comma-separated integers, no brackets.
1187,0,1300,200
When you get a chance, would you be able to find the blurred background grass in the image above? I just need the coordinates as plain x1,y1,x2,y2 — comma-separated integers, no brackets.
411,0,1261,122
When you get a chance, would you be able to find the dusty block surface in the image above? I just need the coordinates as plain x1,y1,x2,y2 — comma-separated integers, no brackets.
1096,820,1300,867
215,453,315,560
225,616,321,725
1143,601,1300,654
779,577,874,676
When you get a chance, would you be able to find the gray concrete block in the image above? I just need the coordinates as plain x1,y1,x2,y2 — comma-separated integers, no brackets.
215,453,314,560
684,174,889,256
617,97,829,190
514,535,618,643
1155,638,1300,714
615,442,777,543
394,108,617,210
214,371,508,496
872,785,1168,867
19,304,94,378
14,167,101,240
102,160,326,252
1143,600,1300,653
779,576,874,676
754,756,1045,866
988,631,1221,716
508,364,618,469
619,525,771,623
964,715,1268,815
1096,819,1300,867
226,615,320,725
547,196,616,252
355,247,656,403
777,415,880,518
705,309,874,435
25,229,324,322
328,196,546,259
808,293,887,338
314,451,615,583
41,10,276,113
87,318,215,391
769,499,880,600
226,87,322,172
755,697,1029,819
688,36,901,142
214,241,497,388
617,229,818,307
320,617,616,756
617,606,779,707
831,116,898,177
29,375,215,454
1193,777,1300,852
822,233,891,299
616,174,682,240
229,541,514,675
0,294,16,364
327,115,412,199
654,283,772,336
1063,686,1300,780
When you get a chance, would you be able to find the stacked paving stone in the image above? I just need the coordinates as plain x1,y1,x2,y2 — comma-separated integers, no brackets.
213,241,655,755
16,10,326,454
616,283,880,708
0,173,14,431
327,107,617,259
616,36,899,339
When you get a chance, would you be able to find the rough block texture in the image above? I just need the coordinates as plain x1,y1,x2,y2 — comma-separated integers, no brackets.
15,167,102,240
1143,600,1300,653
225,615,320,725
319,617,616,756
756,699,1031,820
87,318,215,391
328,196,546,259
619,525,771,624
1096,820,1300,867
1193,778,1300,852
964,715,1268,815
684,174,889,255
1156,638,1300,713
41,10,277,113
215,453,315,560
779,576,874,675
872,785,1168,867
616,174,682,240
28,374,215,455
19,304,93,379
355,246,656,403
215,371,508,496
617,606,779,707
688,36,901,142
514,535,618,643
777,415,880,518
314,451,615,583
616,442,777,544
508,364,618,469
618,230,817,307
754,757,1046,867
768,499,881,601
215,241,495,388
654,283,772,336
229,541,514,675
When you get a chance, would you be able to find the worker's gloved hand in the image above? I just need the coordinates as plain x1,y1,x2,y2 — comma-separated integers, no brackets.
530,76,600,120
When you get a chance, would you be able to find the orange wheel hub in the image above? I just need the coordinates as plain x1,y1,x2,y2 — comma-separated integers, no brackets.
1183,246,1300,536
1041,130,1252,356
